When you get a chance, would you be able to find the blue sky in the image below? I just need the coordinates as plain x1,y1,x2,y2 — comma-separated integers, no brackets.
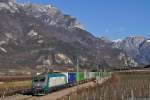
17,0,150,40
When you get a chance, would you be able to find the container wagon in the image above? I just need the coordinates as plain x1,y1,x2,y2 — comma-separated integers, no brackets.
61,72,77,86
32,71,112,95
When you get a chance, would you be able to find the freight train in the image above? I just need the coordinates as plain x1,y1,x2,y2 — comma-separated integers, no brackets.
32,72,112,95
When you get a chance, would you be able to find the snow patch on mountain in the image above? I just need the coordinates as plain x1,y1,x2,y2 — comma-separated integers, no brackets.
28,30,38,37
18,3,85,30
0,41,6,45
112,39,122,43
146,40,150,43
0,47,7,53
0,0,18,13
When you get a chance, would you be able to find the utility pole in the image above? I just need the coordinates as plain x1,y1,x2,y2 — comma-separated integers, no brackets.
76,57,79,86
77,57,79,76
96,38,100,75
76,57,79,100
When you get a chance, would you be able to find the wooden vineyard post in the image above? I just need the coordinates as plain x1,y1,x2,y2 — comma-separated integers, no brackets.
2,91,5,98
131,90,134,100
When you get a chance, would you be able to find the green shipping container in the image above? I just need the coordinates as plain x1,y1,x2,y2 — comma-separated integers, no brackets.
99,72,112,77
99,72,104,77
95,72,100,77
76,72,85,82
94,72,97,78
89,72,96,78
98,72,102,78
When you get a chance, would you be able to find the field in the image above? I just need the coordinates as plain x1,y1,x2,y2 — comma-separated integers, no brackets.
0,76,32,97
0,76,32,82
1,71,150,100
59,71,150,100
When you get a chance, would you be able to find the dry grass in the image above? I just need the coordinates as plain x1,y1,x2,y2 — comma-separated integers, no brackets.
0,76,32,82
0,81,32,90
0,80,32,97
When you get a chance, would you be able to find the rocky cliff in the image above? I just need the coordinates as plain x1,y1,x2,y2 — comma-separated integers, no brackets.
113,37,150,65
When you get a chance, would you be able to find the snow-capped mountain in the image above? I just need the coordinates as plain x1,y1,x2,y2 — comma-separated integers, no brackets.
112,39,122,43
139,39,150,64
113,36,150,65
0,0,85,30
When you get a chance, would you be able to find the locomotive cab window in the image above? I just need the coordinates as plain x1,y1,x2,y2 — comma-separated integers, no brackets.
34,77,46,82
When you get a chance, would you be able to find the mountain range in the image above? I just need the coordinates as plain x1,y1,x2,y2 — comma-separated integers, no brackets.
112,37,150,66
0,0,149,71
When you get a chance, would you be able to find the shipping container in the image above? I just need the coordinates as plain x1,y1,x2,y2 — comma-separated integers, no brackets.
84,71,89,80
93,72,97,78
98,72,102,78
99,72,110,77
88,72,96,79
68,72,76,84
99,72,104,77
76,72,85,82
95,72,99,77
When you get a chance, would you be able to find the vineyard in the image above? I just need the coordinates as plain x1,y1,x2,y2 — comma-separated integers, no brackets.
58,72,150,100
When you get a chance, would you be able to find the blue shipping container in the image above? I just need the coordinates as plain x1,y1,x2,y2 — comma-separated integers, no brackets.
68,72,76,84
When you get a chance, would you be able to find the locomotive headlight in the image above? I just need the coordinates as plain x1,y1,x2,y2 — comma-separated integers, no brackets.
37,83,40,87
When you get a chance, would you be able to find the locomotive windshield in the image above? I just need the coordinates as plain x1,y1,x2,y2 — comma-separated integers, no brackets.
34,76,46,82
